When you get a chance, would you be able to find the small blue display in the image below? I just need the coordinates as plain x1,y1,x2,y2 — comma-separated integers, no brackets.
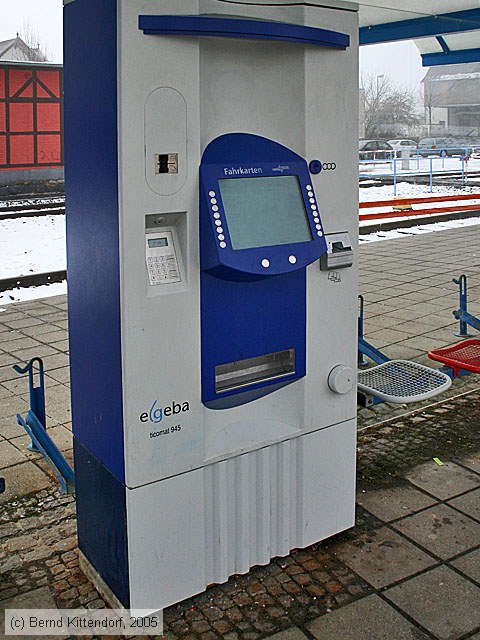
218,176,312,250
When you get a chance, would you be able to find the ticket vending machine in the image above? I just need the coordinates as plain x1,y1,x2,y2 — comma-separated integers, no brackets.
64,0,359,620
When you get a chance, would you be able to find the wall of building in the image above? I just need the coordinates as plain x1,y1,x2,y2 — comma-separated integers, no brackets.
0,62,63,173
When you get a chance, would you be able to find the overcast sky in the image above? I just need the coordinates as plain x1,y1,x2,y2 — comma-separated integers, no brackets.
1,0,63,63
1,0,427,93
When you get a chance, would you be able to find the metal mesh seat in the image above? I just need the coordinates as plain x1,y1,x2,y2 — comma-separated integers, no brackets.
357,359,452,404
428,339,480,374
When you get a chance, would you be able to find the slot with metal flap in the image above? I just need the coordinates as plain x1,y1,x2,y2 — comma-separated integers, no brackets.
320,232,353,270
215,349,295,393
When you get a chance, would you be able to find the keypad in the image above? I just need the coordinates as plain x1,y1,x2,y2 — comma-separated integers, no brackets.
147,255,180,283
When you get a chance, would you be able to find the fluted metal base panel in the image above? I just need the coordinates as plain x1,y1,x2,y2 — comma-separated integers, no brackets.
126,420,356,611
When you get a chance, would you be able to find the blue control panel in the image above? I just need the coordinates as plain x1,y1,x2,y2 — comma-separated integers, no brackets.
200,134,327,407
200,134,327,280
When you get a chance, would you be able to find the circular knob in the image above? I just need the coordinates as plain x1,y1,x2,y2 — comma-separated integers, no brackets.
328,365,355,394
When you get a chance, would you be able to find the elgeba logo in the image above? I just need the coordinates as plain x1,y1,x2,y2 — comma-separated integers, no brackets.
140,400,190,424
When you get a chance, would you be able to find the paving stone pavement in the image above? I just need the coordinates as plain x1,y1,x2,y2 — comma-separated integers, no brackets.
0,225,479,639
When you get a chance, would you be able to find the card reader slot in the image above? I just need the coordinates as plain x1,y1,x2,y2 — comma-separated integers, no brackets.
215,349,295,393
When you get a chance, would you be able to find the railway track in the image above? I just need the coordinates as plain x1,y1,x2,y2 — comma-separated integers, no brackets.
0,271,67,294
0,199,65,221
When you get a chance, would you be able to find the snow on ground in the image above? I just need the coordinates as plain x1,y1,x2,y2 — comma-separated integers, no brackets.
359,181,480,202
1,181,480,306
0,214,67,307
0,215,66,279
359,215,480,244
0,281,67,308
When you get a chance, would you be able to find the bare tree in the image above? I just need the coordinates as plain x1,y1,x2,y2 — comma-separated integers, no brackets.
18,20,49,62
422,81,441,135
361,72,420,139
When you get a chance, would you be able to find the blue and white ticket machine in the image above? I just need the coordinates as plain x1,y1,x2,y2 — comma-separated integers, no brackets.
64,0,359,623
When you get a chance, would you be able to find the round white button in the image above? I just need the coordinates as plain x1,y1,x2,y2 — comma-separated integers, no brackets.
306,184,312,190
289,255,297,264
216,227,223,234
215,220,222,226
317,230,323,237
218,234,225,241
316,224,321,230
210,198,217,205
328,365,355,394
219,241,227,249
311,204,317,211
261,259,270,268
309,198,315,204
209,191,216,197
213,212,220,219
212,205,219,212
314,217,320,224
308,191,314,198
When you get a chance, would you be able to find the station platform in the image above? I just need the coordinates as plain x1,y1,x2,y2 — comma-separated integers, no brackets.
1,223,480,639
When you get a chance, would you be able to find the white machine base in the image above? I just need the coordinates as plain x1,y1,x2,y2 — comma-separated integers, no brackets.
125,420,356,612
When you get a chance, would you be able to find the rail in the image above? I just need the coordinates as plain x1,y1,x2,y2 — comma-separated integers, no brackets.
0,270,66,293
359,193,480,222
0,199,65,221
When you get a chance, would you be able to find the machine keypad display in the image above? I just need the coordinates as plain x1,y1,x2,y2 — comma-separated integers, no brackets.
145,230,181,285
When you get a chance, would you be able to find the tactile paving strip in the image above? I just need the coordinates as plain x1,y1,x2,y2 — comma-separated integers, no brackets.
358,359,452,403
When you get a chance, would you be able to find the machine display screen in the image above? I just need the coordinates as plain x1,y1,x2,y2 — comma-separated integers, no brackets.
148,237,168,248
218,176,312,250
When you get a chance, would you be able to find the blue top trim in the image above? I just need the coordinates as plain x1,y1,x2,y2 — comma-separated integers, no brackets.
360,8,480,45
139,15,349,49
421,48,480,67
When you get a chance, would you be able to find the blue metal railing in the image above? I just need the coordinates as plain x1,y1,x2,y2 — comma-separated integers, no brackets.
453,274,480,337
13,358,75,494
359,147,471,196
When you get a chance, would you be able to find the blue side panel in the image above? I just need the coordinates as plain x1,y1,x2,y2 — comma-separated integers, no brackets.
139,15,349,49
74,439,130,608
64,0,125,482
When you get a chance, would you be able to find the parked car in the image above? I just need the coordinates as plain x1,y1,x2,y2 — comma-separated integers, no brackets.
387,139,418,156
471,146,480,158
417,138,468,157
359,140,393,160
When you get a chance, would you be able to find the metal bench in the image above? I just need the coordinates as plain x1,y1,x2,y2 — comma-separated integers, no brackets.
358,296,452,405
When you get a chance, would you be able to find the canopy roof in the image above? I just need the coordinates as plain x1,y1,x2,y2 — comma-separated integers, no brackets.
354,1,480,66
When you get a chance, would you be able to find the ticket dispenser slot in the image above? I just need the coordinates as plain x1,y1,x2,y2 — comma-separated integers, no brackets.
200,133,328,408
320,231,353,270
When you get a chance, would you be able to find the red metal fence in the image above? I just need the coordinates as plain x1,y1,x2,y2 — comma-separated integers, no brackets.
0,63,63,170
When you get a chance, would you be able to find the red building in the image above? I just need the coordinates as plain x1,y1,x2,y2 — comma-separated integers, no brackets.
0,61,63,172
